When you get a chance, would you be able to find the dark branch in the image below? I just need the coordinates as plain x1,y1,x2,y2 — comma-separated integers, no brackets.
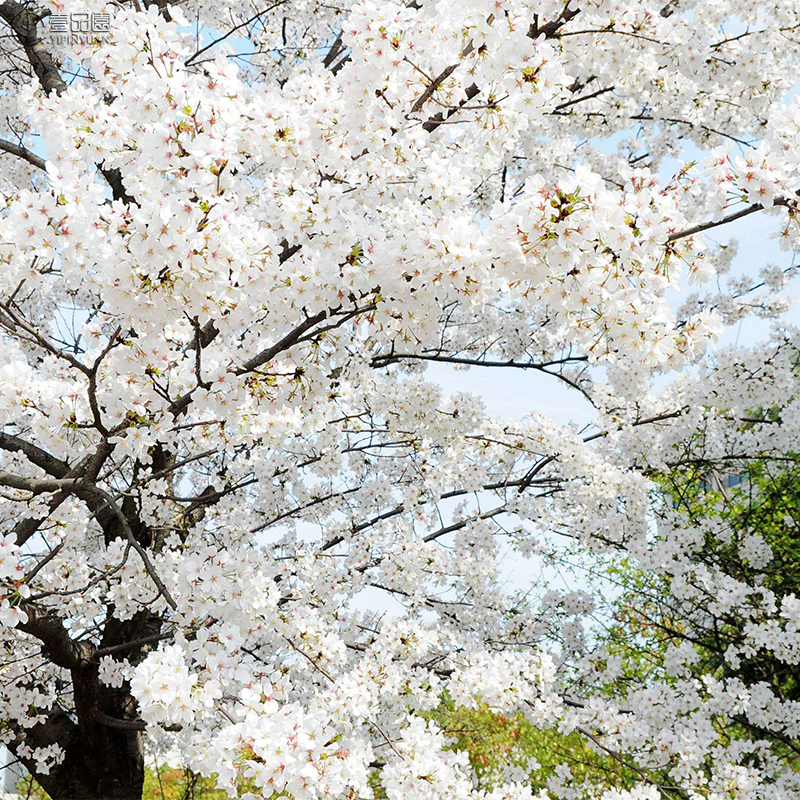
0,433,70,478
0,1,67,94
0,137,45,170
18,605,93,670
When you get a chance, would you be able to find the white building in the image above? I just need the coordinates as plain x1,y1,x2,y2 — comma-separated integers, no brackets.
1,748,25,796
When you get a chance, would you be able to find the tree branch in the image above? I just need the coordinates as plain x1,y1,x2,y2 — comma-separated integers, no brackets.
0,137,45,170
667,198,793,243
235,309,329,375
89,486,178,611
0,432,70,478
0,1,66,94
185,0,287,66
0,470,80,494
94,712,147,731
18,605,93,670
410,41,476,114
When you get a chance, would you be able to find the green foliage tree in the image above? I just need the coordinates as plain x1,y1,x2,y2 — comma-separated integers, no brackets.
423,697,641,796
599,451,800,766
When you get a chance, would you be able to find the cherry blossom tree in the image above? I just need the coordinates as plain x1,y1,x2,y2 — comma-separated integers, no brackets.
0,0,799,798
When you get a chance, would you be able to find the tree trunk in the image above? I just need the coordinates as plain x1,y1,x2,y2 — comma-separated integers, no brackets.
11,608,164,800
12,704,144,800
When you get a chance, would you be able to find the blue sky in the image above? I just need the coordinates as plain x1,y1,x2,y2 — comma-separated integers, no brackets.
433,204,797,427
